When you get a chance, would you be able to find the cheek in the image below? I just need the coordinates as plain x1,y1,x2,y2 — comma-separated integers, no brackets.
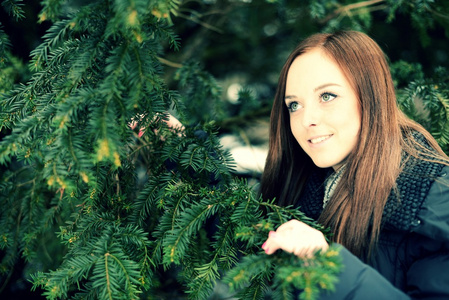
290,118,306,145
344,114,362,146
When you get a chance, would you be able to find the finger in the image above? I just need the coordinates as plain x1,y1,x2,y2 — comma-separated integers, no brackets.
293,245,314,258
166,114,184,129
264,231,298,255
262,231,281,255
275,219,301,232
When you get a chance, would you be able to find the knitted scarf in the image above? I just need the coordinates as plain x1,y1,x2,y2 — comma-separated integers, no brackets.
296,155,445,231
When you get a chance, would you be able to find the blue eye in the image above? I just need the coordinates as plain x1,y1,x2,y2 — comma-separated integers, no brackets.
321,92,337,102
287,102,301,112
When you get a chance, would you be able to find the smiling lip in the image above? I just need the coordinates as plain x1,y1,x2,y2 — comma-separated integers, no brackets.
308,134,332,145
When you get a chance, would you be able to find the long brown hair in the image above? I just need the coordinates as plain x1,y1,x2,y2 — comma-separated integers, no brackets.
260,30,448,258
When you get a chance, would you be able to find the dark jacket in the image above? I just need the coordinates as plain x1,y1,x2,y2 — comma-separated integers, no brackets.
299,160,449,299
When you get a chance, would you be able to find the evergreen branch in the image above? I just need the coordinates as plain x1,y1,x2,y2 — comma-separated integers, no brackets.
1,0,25,20
158,56,183,68
129,173,168,226
223,245,342,300
427,7,449,21
223,253,272,292
29,19,73,70
0,26,12,68
186,220,236,298
175,11,224,33
39,0,65,22
237,276,267,300
103,253,113,300
186,262,219,299
148,239,163,271
162,199,222,265
319,0,386,23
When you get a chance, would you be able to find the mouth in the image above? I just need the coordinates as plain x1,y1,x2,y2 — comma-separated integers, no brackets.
309,134,332,144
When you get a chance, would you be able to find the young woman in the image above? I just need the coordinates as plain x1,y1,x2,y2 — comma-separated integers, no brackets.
260,30,449,298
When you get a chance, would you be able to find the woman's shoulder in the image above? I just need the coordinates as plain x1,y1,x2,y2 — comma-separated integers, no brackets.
413,164,449,241
382,159,448,234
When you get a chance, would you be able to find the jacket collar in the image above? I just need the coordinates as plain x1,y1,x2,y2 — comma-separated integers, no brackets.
297,157,445,231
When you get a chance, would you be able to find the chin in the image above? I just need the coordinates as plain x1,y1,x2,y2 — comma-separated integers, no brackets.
312,162,333,169
311,159,340,169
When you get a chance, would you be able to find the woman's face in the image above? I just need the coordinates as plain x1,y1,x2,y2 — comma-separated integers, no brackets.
285,48,361,170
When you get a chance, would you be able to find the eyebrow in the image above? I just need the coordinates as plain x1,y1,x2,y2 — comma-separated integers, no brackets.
314,83,342,92
284,95,297,101
285,83,342,101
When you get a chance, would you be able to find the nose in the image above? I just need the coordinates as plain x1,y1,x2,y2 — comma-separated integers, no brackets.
301,104,321,128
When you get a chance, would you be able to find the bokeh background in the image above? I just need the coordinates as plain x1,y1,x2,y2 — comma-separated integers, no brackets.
1,0,448,298
2,1,449,180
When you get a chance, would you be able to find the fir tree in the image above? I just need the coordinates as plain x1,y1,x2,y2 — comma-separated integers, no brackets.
0,0,448,299
0,0,342,299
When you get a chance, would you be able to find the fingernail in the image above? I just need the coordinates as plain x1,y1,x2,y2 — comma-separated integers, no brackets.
264,247,270,254
262,242,267,249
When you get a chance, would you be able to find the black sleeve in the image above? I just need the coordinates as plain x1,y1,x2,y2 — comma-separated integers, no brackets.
406,165,449,298
318,245,410,300
319,166,449,300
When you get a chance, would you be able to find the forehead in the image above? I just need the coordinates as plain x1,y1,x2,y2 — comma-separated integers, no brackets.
285,49,349,93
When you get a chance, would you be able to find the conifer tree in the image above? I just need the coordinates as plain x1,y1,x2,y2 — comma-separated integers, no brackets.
0,0,448,299
0,0,342,299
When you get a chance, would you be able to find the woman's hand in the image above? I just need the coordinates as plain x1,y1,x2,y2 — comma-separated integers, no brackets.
129,112,184,138
262,219,329,258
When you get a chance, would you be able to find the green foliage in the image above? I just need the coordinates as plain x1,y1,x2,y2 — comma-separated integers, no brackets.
223,246,341,300
1,0,449,299
1,0,25,20
0,1,28,86
0,53,27,94
0,1,343,299
396,66,449,154
175,60,224,124
0,25,11,67
304,0,449,39
386,0,449,46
